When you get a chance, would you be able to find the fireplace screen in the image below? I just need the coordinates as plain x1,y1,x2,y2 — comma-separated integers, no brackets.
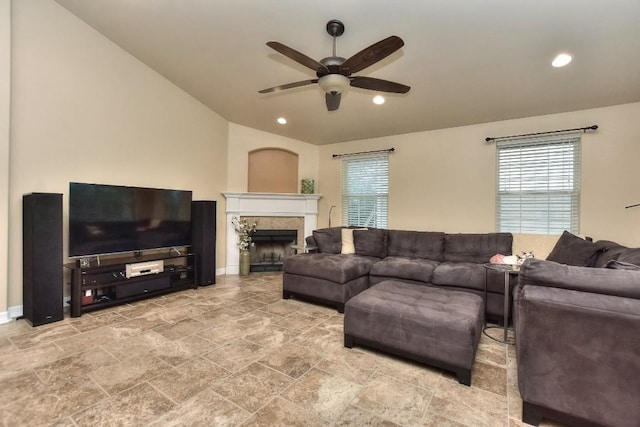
250,229,298,272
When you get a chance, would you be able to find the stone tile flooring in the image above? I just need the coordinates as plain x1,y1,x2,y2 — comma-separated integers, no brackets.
0,272,565,426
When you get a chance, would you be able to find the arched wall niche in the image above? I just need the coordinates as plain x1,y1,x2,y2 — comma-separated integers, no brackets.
248,148,299,193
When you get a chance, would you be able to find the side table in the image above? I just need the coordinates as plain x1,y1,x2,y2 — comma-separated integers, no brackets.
483,263,520,344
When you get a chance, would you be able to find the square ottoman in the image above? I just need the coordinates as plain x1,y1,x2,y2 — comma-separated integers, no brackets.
344,280,484,385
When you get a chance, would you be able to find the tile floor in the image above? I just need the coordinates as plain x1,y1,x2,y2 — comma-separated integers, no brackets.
0,272,565,426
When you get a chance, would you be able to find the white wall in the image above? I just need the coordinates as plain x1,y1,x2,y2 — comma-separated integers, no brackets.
5,0,229,311
319,102,640,247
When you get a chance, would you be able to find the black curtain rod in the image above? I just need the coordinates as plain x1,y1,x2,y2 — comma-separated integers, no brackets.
625,203,640,209
485,125,598,142
332,147,395,158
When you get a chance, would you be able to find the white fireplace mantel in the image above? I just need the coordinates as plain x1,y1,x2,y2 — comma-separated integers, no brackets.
222,192,321,274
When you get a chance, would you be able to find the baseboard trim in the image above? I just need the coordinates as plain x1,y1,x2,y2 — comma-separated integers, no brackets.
9,305,23,320
0,310,10,324
0,305,23,324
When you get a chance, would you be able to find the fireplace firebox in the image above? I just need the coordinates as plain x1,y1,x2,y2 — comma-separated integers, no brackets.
250,229,298,272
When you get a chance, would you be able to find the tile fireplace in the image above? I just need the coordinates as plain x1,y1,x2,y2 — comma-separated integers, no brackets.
222,192,321,274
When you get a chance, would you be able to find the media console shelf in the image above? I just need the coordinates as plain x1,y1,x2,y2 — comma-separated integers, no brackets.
66,252,197,317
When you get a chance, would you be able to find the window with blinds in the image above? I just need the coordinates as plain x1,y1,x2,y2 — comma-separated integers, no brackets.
496,132,581,234
341,153,389,228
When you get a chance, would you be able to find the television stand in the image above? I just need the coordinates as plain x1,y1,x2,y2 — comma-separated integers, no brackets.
66,252,197,317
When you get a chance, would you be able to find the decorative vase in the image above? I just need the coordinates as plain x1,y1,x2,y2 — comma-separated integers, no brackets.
239,249,251,276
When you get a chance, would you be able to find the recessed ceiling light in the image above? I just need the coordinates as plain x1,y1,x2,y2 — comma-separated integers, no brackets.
373,95,385,105
277,117,287,124
552,53,573,68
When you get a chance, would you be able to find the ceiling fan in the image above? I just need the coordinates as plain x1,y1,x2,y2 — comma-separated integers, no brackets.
259,19,410,111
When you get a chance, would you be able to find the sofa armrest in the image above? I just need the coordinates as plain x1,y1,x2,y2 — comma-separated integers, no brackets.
519,258,640,300
515,283,640,427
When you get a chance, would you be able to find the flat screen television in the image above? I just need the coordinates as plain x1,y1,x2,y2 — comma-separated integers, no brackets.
69,182,192,258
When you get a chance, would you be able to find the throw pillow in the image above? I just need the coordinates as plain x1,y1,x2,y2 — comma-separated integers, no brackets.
546,231,607,267
605,260,640,271
341,228,367,254
353,229,388,258
312,228,342,254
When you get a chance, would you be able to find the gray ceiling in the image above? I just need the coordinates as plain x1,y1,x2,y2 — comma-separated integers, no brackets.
55,0,640,145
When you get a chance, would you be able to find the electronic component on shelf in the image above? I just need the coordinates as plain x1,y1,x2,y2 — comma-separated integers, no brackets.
125,260,164,278
81,289,94,305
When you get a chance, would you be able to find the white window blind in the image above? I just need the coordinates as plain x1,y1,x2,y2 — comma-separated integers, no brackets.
496,132,581,234
341,153,389,228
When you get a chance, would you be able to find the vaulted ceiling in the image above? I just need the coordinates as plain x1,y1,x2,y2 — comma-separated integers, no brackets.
55,0,640,145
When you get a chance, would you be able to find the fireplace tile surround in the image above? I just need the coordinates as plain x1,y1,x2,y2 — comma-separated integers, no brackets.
223,193,320,274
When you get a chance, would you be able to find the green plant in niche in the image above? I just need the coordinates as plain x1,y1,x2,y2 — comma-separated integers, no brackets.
301,179,315,194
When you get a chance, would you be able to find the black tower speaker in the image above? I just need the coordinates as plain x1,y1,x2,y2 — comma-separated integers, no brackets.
191,200,217,286
23,193,64,326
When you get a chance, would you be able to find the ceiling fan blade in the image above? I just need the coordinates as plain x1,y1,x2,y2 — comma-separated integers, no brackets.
325,92,341,111
266,41,329,74
259,79,318,94
340,36,404,74
350,76,410,94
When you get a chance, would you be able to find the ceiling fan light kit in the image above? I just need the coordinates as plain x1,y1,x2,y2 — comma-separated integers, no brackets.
259,19,410,111
318,74,350,94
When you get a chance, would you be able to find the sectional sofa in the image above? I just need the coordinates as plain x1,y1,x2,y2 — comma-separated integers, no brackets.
283,227,514,321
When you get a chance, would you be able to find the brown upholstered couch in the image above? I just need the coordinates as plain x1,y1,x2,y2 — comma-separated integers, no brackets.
283,227,514,321
515,233,640,427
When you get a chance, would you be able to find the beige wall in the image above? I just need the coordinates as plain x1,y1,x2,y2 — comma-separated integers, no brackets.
227,123,319,193
5,0,229,310
0,0,10,318
319,102,640,247
248,148,299,193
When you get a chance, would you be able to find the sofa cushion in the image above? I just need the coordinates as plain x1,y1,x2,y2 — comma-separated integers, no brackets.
387,230,445,260
546,231,607,267
444,233,513,263
432,262,485,291
354,229,387,258
617,248,640,266
519,258,640,299
312,227,343,254
283,253,377,284
593,240,628,268
370,256,440,283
